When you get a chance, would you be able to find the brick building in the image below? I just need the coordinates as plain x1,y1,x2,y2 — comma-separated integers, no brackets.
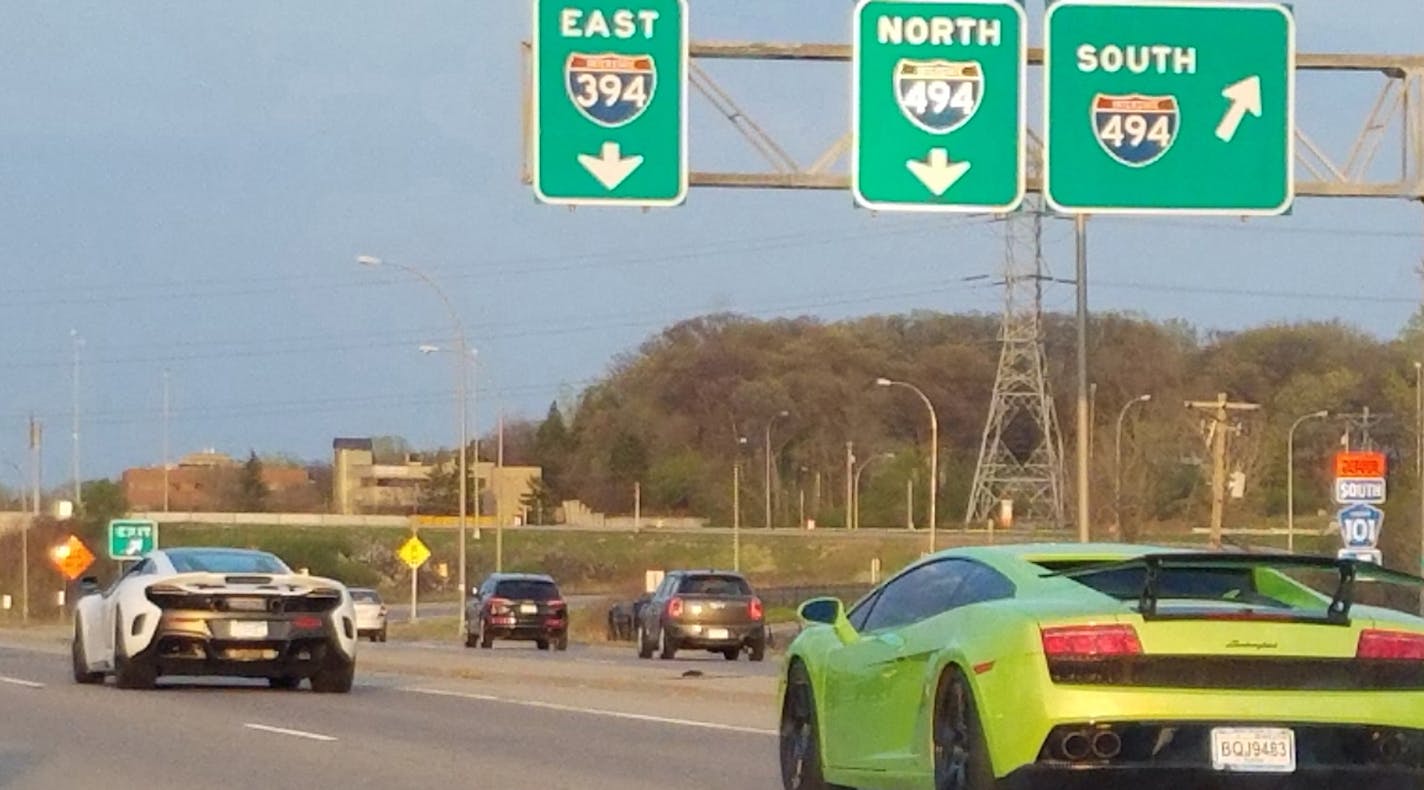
122,450,312,511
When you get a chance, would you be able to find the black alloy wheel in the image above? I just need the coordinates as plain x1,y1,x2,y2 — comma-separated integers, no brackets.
779,662,845,790
933,669,994,790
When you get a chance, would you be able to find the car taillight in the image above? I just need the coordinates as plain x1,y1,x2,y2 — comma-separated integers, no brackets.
1357,629,1424,660
667,597,684,618
293,615,323,630
1041,625,1143,658
749,597,764,620
487,597,512,613
547,599,565,609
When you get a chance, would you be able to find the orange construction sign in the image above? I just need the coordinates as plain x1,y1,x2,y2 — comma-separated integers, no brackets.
1335,451,1386,479
50,534,96,581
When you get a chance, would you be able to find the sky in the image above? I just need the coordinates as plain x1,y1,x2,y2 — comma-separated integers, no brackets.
1,1,1421,488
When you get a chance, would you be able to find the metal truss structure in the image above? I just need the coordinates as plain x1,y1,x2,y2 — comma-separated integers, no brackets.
964,192,1068,529
519,42,1423,533
522,44,1424,200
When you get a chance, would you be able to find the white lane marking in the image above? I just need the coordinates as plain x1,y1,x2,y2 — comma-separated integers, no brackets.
0,676,45,689
403,687,776,737
242,723,338,742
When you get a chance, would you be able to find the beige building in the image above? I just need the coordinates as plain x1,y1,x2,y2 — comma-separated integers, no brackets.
331,438,541,525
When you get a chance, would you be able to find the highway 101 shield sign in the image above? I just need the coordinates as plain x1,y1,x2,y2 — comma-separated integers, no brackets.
1044,0,1295,215
532,1,688,207
853,0,1026,212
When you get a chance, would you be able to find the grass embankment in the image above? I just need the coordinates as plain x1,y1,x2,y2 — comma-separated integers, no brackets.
158,524,926,601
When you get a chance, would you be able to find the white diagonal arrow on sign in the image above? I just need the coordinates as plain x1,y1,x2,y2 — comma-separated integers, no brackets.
578,142,644,191
1216,75,1262,143
905,149,971,197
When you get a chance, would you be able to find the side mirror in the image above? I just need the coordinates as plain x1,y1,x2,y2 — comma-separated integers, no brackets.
798,597,857,644
470,587,481,598
78,576,100,596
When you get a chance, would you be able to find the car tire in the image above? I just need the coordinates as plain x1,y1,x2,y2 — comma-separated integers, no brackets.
554,633,568,651
536,639,550,651
636,626,653,659
933,667,995,790
310,653,355,694
376,627,387,643
113,614,157,691
71,620,103,685
464,630,478,648
779,661,850,790
722,647,740,661
480,625,494,649
658,627,677,660
749,638,767,663
269,676,301,690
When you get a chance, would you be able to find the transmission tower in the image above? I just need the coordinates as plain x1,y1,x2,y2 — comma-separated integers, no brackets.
964,194,1068,529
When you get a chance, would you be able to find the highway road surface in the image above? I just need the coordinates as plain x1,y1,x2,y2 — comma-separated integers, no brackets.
0,638,779,789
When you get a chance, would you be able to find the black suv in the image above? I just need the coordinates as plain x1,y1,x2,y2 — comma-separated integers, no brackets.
465,573,569,650
636,570,765,661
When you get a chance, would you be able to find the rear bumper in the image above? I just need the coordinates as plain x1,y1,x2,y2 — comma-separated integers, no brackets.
1001,765,1423,790
666,622,764,648
1003,721,1424,790
148,610,350,678
484,619,566,640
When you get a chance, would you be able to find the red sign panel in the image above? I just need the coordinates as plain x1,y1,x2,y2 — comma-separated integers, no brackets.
1335,451,1386,479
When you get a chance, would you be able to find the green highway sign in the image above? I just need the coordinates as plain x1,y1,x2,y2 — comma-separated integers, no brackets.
1044,0,1295,215
853,0,1026,212
108,518,158,560
532,0,688,207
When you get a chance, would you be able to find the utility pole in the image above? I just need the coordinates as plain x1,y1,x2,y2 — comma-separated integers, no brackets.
732,463,740,571
24,416,41,624
633,481,641,531
71,329,83,509
1186,393,1261,548
844,441,854,531
1337,406,1388,451
162,369,171,513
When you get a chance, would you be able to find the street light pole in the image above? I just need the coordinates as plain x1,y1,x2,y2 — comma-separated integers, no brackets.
853,453,894,530
1287,409,1330,554
876,377,939,553
1113,394,1152,538
71,329,83,509
764,410,789,529
360,255,470,636
1074,215,1091,543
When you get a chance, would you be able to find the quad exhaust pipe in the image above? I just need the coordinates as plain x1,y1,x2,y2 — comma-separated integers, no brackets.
1374,732,1408,763
1052,728,1121,762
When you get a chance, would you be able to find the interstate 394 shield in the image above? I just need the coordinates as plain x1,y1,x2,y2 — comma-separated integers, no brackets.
565,52,657,127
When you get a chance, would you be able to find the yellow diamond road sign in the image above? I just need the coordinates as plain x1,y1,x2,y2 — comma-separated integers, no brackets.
397,536,431,570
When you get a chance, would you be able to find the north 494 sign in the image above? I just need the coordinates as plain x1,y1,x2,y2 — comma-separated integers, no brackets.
853,0,1027,213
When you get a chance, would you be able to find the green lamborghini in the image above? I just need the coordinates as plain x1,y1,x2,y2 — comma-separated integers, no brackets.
779,543,1424,790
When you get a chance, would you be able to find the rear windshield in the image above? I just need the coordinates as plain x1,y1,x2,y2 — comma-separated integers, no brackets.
351,589,382,603
1036,560,1290,608
678,575,752,596
166,549,290,575
495,580,560,600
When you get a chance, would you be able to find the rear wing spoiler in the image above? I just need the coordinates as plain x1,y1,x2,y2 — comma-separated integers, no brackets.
1042,553,1424,624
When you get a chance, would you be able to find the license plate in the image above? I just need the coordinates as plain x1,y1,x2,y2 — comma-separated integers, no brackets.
520,603,538,614
229,620,269,640
1211,727,1296,773
707,628,730,640
225,597,268,612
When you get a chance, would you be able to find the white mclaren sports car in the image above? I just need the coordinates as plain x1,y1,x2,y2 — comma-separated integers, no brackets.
71,547,358,692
